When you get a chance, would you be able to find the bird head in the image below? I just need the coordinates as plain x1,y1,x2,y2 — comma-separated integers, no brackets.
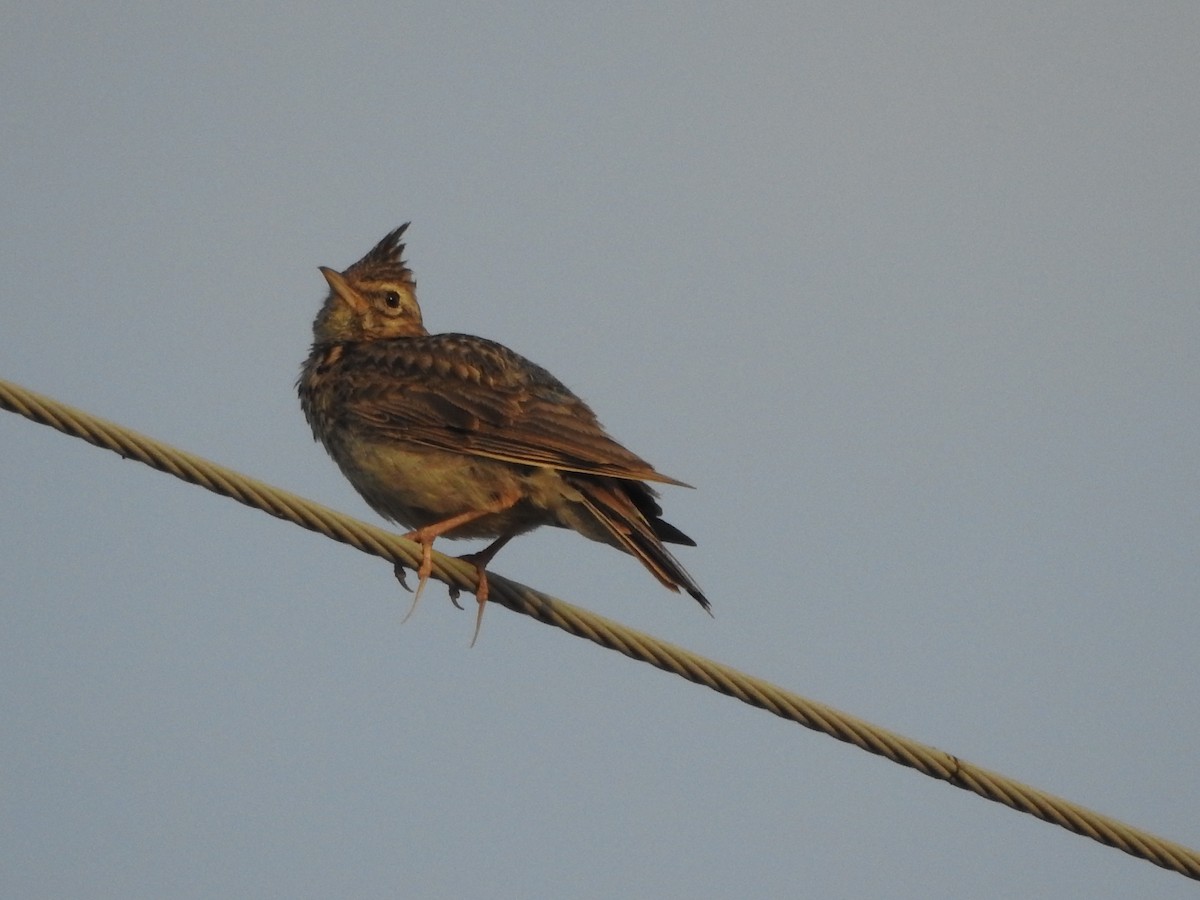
311,223,426,343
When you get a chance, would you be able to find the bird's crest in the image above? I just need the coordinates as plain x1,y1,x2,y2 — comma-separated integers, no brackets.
346,222,414,285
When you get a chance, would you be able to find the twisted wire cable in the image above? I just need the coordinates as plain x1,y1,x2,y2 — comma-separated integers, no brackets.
2,376,1197,881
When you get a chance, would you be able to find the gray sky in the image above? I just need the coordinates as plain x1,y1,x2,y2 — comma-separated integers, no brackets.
3,4,1198,898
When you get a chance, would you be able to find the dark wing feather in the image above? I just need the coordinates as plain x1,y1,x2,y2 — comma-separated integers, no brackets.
335,334,692,487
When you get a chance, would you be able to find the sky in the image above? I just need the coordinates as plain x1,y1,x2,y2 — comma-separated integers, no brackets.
2,4,1198,898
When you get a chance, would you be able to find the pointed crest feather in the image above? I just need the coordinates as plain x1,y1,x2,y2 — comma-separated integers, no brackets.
346,223,414,285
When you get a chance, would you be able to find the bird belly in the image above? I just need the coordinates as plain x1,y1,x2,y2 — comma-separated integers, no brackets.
332,440,561,539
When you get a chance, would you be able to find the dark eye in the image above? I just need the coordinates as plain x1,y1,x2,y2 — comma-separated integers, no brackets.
384,291,401,309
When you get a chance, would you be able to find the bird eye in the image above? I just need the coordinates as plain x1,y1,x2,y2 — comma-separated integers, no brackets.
384,291,402,309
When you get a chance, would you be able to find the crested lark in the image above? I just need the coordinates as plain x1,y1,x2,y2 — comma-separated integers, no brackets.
299,223,707,639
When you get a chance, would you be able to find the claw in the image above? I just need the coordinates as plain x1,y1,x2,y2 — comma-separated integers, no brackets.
469,572,489,648
392,563,412,593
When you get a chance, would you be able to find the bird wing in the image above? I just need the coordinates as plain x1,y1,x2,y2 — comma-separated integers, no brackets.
335,334,692,487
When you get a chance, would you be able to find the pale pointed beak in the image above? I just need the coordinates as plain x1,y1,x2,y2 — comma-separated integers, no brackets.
319,266,369,313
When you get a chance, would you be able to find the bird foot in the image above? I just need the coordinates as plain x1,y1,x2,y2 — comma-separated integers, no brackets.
394,520,515,645
454,550,492,648
397,529,437,624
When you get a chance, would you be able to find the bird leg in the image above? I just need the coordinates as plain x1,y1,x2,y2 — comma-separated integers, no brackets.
455,532,519,646
395,490,521,628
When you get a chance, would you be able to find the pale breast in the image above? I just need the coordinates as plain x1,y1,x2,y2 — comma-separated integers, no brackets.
333,439,569,540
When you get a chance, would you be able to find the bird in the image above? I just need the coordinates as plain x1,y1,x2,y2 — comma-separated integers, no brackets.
298,223,708,641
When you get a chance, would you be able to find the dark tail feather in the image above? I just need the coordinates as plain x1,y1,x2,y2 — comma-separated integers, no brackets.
574,478,710,612
623,480,697,546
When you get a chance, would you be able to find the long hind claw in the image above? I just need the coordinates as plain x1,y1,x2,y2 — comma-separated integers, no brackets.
468,570,490,648
399,534,435,624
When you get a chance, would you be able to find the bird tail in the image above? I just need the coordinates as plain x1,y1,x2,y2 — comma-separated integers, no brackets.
570,477,710,612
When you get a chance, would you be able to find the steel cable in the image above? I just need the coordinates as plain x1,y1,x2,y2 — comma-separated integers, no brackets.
3,376,1197,881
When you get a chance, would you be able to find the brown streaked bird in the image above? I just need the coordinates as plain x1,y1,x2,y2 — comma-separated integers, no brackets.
298,223,708,641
